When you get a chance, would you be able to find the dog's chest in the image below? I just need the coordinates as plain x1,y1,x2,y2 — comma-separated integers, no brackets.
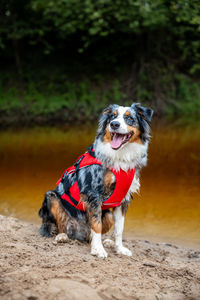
122,176,140,203
103,168,140,204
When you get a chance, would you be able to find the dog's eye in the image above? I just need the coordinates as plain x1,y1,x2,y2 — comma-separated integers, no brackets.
111,114,117,120
125,115,136,124
127,116,133,121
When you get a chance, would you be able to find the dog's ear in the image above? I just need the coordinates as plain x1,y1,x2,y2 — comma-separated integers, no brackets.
131,103,153,142
132,103,153,124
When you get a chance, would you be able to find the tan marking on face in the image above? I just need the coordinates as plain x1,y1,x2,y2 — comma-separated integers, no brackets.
113,110,117,116
103,124,111,144
103,108,111,115
50,197,67,233
128,125,143,144
102,211,114,234
124,111,131,116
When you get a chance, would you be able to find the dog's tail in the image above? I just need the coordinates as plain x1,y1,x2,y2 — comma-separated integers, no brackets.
38,191,58,237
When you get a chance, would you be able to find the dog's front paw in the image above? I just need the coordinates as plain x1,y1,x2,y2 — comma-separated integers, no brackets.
103,239,114,248
116,246,132,256
91,245,108,259
55,233,69,243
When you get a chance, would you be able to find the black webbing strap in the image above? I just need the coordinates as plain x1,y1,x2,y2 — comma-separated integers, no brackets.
61,176,79,206
60,147,96,209
61,174,71,193
66,191,79,206
74,154,84,174
87,144,96,158
60,155,85,208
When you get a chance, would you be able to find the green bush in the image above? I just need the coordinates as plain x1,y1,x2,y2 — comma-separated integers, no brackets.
0,74,125,123
0,65,199,126
167,74,200,120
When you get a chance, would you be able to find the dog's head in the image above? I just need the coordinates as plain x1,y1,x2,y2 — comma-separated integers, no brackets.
97,103,153,150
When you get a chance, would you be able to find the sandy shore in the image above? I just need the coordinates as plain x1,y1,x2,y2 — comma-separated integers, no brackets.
0,214,200,300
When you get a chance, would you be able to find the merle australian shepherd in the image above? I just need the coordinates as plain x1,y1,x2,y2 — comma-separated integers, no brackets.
39,103,153,258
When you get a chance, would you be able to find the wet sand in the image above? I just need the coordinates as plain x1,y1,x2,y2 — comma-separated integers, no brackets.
1,215,200,300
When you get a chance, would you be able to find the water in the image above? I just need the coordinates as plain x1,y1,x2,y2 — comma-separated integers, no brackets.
0,124,199,248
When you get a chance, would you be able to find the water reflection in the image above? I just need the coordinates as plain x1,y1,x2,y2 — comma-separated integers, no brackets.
0,125,199,248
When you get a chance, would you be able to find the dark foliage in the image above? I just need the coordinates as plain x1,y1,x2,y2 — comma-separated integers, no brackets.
0,0,200,124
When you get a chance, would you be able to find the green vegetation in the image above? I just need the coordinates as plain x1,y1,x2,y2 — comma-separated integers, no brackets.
167,74,200,121
1,68,199,126
0,74,125,125
0,0,200,125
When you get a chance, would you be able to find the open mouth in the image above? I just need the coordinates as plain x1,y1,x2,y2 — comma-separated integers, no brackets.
110,132,133,150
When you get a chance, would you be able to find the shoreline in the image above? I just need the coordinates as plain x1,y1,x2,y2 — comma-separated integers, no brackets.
4,212,200,251
1,214,200,299
0,114,199,133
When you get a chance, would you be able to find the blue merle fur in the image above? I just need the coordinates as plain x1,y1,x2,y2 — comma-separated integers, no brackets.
97,103,153,144
38,102,153,241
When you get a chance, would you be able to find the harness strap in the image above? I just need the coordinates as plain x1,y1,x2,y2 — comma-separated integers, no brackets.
62,175,71,194
66,191,79,206
74,154,85,168
87,144,96,158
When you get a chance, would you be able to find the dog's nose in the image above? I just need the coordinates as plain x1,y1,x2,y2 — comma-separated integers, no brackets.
110,121,120,130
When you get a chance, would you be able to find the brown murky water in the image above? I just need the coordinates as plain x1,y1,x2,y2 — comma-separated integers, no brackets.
0,124,200,248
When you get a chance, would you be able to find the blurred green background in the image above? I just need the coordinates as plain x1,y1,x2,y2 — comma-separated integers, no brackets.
0,0,200,126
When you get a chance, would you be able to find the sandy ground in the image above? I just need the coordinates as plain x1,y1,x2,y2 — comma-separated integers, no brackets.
0,215,200,300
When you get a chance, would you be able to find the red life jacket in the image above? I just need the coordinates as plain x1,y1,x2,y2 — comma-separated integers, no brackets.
56,146,135,211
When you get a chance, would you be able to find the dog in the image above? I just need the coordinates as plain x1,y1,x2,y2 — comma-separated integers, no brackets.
39,103,153,258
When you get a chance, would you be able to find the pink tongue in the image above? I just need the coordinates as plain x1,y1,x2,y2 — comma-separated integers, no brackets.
110,135,124,149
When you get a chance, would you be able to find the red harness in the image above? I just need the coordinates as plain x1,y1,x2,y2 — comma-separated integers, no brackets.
56,147,135,211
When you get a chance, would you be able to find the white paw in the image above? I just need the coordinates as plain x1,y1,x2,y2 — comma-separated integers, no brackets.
91,245,108,259
55,233,69,243
116,246,132,256
103,239,114,248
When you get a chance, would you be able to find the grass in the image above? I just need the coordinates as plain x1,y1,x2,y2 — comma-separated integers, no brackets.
0,75,126,125
0,67,199,126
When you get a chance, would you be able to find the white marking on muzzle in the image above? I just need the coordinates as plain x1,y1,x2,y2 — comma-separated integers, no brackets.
109,106,130,134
